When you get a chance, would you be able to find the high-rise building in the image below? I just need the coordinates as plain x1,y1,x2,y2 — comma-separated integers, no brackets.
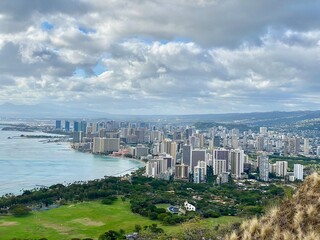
199,134,204,149
152,141,160,154
175,164,189,179
164,155,175,170
182,145,192,166
304,138,309,155
73,131,83,143
106,131,120,138
146,155,174,178
136,145,149,159
163,139,172,155
92,137,120,153
214,160,227,175
317,146,320,157
230,149,244,179
73,121,79,132
64,121,70,132
256,136,264,151
170,141,177,161
185,128,193,139
146,161,160,178
194,161,206,183
294,164,304,180
55,120,62,129
289,137,300,154
93,137,102,153
80,121,87,133
189,136,197,148
258,155,269,181
276,161,288,177
191,149,206,172
103,138,120,153
213,148,229,172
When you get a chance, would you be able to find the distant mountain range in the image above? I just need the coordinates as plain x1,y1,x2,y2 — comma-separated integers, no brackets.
0,103,319,127
0,103,108,119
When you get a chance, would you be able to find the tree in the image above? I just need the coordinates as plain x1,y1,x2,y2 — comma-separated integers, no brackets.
98,230,119,240
148,212,158,220
134,224,142,233
9,204,31,217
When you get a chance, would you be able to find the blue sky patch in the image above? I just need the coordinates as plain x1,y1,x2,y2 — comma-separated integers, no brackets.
41,21,54,30
78,26,96,34
73,68,86,77
92,62,107,76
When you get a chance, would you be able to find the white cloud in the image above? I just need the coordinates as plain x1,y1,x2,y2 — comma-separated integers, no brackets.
0,0,320,114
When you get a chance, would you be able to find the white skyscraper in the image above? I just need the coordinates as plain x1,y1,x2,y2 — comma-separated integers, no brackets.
214,160,227,175
175,164,189,179
294,164,304,180
317,146,320,157
194,161,206,183
276,161,288,177
93,137,102,153
258,155,269,181
103,138,120,153
304,138,309,155
230,149,244,179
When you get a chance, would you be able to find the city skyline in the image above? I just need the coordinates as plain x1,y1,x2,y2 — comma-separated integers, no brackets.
1,1,320,115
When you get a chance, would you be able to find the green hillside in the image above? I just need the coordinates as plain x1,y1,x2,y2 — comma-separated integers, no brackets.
0,199,240,240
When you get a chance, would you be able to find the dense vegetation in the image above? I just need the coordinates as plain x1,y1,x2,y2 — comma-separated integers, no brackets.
1,168,284,226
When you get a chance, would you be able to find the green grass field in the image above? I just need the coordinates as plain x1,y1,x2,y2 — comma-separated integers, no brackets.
0,200,241,240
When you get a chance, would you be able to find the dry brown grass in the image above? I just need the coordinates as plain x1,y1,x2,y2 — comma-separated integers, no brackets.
70,217,105,226
225,173,320,240
0,221,18,227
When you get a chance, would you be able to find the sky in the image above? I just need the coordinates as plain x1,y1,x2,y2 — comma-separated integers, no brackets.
0,0,320,115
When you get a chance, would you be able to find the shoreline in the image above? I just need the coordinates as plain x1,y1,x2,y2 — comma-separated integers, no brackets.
69,142,147,165
0,137,144,197
105,154,146,165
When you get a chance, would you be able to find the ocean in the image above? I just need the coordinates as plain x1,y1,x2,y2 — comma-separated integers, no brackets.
0,128,143,196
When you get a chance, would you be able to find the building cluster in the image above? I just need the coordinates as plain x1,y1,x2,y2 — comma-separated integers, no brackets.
56,119,318,184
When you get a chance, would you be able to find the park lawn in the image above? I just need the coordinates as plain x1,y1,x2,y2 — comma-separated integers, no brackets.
0,199,242,240
0,199,177,240
155,203,171,209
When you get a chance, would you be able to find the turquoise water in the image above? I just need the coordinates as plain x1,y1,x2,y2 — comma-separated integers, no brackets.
0,129,143,196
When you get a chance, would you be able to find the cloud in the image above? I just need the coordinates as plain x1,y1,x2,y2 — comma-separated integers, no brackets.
0,0,320,114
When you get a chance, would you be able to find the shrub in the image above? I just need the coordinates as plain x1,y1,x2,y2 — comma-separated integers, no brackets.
101,196,117,205
9,204,31,217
